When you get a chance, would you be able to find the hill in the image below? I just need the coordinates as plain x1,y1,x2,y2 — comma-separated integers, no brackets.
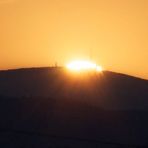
0,67,148,147
0,67,148,110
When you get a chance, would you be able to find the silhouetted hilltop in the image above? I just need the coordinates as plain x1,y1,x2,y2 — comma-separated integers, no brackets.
1,67,148,147
0,67,148,110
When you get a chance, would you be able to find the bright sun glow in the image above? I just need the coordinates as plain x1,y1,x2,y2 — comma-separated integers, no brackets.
66,60,103,72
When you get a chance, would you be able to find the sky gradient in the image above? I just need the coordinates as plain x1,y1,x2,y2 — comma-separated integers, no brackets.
1,0,148,79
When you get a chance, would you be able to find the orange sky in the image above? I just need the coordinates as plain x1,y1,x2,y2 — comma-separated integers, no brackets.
1,0,148,79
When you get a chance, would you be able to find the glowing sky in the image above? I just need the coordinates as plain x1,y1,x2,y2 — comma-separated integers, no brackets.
1,0,148,79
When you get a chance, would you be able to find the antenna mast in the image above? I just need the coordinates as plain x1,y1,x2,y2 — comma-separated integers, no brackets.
89,48,93,61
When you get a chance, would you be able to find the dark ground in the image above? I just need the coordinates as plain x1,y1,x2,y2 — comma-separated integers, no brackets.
0,67,148,147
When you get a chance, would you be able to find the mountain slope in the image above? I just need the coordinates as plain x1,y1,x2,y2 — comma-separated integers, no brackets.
0,67,148,147
0,67,148,110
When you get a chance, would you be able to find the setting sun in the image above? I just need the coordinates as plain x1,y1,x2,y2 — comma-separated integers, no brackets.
66,60,103,72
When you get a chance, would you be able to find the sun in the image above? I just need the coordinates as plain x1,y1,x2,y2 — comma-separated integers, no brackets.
66,60,103,72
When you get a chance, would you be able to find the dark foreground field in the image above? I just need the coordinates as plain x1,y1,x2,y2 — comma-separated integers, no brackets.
1,97,148,148
0,67,148,147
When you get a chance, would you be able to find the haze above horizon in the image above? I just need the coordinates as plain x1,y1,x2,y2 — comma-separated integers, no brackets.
1,0,148,79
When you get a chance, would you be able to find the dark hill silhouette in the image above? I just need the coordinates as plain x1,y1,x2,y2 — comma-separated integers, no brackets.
0,67,148,147
0,67,148,110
